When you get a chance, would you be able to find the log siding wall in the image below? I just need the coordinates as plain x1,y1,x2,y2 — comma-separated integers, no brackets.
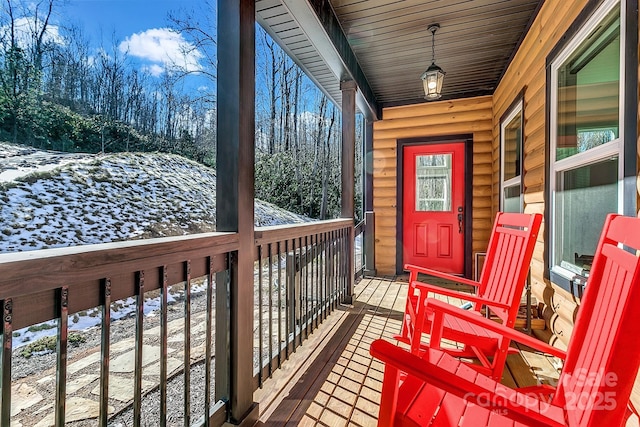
372,96,494,275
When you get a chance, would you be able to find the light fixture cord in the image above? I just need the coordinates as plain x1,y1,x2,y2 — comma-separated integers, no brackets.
431,29,436,64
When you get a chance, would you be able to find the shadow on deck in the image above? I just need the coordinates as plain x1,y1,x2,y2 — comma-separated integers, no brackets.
255,276,561,426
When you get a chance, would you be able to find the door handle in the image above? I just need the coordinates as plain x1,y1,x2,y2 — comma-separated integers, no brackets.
457,207,463,234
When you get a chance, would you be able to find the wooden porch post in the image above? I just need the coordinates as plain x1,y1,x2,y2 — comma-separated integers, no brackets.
341,80,356,302
363,119,376,276
216,0,258,424
341,80,356,219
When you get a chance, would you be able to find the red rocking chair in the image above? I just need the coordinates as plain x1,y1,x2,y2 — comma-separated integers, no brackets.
399,212,542,380
371,213,640,426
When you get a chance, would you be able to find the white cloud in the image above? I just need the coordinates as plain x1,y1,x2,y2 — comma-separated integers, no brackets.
142,64,165,77
1,16,64,49
119,28,203,74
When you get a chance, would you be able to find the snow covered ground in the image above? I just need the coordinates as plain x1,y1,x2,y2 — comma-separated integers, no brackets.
0,142,308,252
0,142,311,348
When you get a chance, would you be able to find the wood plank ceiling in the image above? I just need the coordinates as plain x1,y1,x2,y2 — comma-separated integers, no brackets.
256,0,543,117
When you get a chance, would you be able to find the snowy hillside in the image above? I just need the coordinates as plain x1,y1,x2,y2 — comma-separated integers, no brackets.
0,142,309,253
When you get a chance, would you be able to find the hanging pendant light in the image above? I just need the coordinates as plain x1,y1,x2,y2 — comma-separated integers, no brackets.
421,24,445,100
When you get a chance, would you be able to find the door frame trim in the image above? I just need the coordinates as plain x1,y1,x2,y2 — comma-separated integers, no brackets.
396,135,474,277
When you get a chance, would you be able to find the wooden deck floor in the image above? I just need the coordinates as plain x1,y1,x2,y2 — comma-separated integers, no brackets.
254,276,561,426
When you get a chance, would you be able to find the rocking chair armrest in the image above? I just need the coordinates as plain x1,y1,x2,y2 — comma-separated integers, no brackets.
426,299,567,360
370,339,567,427
404,263,481,288
412,281,511,310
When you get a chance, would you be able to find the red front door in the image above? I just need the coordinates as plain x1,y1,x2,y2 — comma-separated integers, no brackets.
403,142,465,274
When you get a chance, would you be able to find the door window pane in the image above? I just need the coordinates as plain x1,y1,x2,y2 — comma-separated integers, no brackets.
503,111,522,181
556,5,620,161
553,158,618,274
415,154,451,212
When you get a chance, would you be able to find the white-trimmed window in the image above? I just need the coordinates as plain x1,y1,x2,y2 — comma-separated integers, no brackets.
500,100,523,213
549,0,623,280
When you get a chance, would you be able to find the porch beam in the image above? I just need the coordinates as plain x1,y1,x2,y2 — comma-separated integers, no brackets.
216,0,258,424
276,0,380,121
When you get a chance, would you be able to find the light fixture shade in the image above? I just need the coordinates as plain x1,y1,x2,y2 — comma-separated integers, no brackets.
421,62,445,100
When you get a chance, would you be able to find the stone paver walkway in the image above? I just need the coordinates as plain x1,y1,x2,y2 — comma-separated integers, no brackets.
11,310,210,426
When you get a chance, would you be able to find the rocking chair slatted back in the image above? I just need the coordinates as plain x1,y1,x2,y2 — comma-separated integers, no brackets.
555,214,640,427
474,212,540,325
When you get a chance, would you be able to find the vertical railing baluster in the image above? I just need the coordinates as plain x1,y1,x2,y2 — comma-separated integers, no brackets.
285,239,291,358
312,234,317,330
331,230,336,311
55,286,69,427
318,233,327,320
310,234,316,331
1,299,13,427
344,228,348,298
321,233,326,321
336,230,340,304
339,228,343,300
292,238,299,350
311,234,318,328
133,271,144,427
298,237,304,346
341,228,346,300
345,228,349,298
326,231,332,312
345,227,350,298
338,229,342,301
339,229,344,302
276,241,282,367
204,258,214,427
184,261,192,427
99,279,111,426
339,230,342,303
268,243,273,378
308,235,312,333
315,233,320,327
160,266,168,427
257,245,263,387
345,228,348,296
344,228,355,296
304,235,309,338
336,229,340,301
318,234,323,322
214,256,230,404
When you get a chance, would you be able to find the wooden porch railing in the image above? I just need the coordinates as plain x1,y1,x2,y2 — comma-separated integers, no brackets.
0,218,353,426
253,219,352,389
0,232,238,427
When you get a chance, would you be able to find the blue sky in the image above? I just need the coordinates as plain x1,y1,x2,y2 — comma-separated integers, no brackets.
53,0,214,86
63,0,185,40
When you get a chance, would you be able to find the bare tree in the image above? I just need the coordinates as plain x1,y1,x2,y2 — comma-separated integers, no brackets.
262,31,279,155
168,1,217,83
308,94,327,216
320,105,336,220
0,0,56,144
